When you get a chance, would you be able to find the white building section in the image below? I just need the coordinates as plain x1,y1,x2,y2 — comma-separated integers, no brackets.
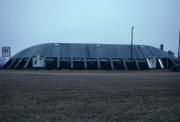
147,58,156,69
32,56,45,68
158,59,164,69
146,59,151,69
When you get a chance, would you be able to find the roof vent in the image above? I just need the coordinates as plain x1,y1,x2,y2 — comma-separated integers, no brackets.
54,43,59,47
96,44,101,47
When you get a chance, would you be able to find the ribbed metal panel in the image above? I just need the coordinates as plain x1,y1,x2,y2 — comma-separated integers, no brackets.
13,43,174,59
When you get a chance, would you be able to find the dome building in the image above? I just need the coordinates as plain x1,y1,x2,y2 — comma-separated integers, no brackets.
2,43,178,70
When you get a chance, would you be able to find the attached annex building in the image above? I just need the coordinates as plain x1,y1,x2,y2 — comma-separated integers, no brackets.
2,43,178,70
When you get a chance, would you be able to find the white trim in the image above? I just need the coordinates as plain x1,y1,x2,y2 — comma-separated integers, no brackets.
158,59,164,69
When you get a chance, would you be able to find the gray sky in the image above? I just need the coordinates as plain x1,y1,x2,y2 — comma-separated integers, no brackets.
0,0,180,57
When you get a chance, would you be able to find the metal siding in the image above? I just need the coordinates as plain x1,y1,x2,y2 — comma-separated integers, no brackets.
13,43,174,59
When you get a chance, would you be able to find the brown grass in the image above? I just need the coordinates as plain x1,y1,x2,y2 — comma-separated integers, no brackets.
0,70,180,122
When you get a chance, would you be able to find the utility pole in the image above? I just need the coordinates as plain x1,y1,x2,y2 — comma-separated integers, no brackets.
178,31,180,59
131,26,134,62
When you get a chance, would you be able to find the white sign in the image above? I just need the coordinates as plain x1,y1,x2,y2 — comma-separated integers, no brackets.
2,47,11,57
32,56,45,68
149,58,156,69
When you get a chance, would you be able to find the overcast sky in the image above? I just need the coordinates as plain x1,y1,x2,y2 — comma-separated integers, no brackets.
0,0,180,57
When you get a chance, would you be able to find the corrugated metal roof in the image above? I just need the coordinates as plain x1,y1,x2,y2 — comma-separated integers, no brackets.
13,43,172,59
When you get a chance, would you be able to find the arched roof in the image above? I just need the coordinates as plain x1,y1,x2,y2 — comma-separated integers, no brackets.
13,43,172,59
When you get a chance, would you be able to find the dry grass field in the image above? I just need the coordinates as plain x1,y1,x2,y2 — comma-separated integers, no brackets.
0,70,180,122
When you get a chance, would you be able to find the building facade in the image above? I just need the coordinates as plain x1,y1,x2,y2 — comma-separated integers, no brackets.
2,43,178,70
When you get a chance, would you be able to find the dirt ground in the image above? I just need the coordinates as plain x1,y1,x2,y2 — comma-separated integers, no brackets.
0,70,180,122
